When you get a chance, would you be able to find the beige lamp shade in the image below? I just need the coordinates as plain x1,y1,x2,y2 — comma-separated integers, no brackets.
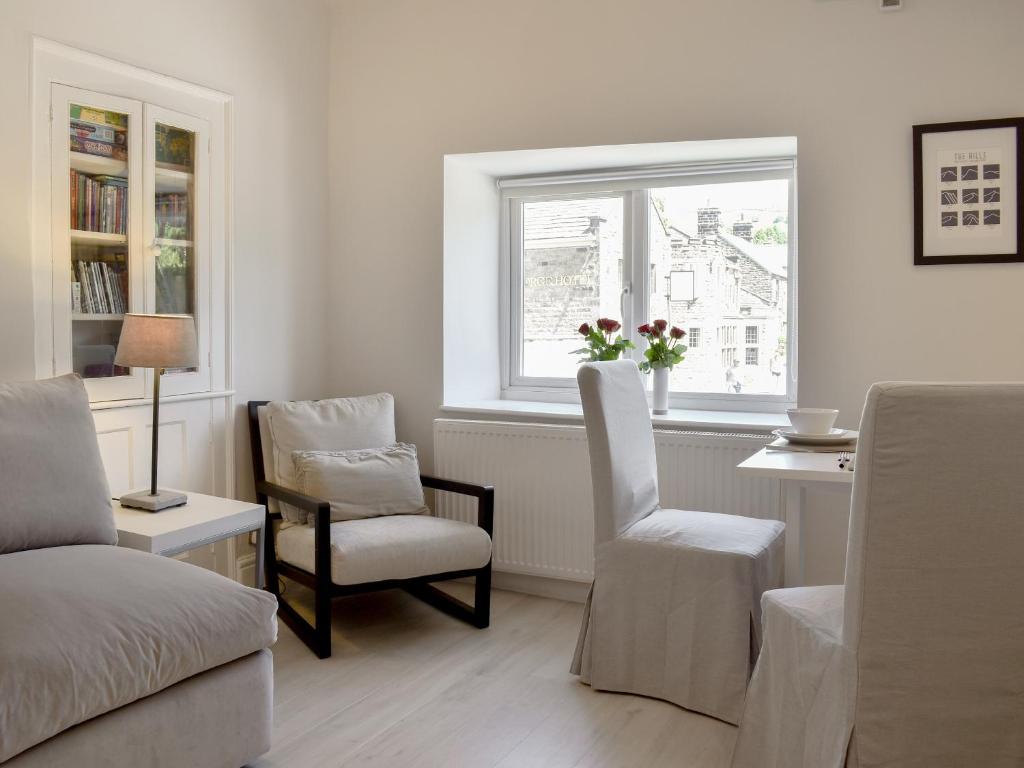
114,314,198,369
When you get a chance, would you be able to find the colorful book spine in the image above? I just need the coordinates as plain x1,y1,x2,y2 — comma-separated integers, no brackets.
69,171,128,234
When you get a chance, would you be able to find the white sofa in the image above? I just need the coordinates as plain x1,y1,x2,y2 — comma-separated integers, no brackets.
0,375,278,768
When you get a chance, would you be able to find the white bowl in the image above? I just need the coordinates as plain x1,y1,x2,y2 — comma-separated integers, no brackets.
786,408,839,436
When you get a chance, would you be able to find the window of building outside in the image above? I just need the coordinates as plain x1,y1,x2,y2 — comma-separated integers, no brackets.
504,162,794,408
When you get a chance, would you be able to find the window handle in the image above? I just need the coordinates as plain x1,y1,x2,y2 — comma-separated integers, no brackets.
620,283,631,323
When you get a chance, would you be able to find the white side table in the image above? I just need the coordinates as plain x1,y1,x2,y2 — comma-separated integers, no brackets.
737,448,854,588
113,491,266,589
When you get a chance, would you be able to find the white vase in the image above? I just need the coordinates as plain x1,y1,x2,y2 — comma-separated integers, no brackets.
652,367,669,415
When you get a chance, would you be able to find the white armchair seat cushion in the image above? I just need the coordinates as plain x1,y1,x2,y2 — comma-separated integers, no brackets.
276,515,492,586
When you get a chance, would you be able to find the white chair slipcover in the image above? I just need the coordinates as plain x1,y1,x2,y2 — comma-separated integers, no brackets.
570,360,785,724
732,382,1024,767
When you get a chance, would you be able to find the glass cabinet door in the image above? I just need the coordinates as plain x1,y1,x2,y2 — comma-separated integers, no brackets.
144,105,211,395
50,84,146,402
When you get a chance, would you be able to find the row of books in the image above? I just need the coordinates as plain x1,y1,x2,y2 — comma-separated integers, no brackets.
156,193,190,240
71,170,128,234
72,259,128,315
70,105,128,162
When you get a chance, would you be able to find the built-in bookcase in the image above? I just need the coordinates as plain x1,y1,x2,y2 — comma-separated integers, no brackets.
33,40,235,578
49,84,211,402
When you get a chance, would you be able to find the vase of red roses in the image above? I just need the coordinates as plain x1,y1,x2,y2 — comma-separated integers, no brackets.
573,318,635,363
637,320,686,415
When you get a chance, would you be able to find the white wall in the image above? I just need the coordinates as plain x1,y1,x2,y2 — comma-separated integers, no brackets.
0,0,331,496
327,0,1024,584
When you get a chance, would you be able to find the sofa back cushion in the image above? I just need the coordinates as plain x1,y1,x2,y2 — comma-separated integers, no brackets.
264,394,396,523
0,375,117,554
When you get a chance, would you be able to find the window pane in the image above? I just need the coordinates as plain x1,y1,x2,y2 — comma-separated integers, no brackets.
521,196,623,378
154,122,197,372
647,180,789,395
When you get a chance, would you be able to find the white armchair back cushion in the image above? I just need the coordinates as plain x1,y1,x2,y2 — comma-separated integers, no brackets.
0,374,117,554
264,394,396,523
293,443,429,522
577,361,660,548
843,382,1024,765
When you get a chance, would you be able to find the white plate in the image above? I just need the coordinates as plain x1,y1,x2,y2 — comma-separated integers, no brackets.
773,428,856,446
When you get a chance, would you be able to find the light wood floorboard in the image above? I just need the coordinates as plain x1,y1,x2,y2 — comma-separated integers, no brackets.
251,584,736,768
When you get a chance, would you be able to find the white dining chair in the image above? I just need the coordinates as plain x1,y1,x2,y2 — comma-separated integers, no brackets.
731,382,1024,767
570,360,785,724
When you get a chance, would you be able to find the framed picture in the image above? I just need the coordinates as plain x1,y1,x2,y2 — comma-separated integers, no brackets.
913,117,1024,264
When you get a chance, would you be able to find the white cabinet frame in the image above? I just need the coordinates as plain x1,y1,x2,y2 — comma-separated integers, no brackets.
32,38,232,406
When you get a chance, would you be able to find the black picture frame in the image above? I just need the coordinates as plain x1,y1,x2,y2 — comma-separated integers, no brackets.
913,117,1024,265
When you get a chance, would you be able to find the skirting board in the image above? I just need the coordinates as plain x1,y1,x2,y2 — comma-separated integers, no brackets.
455,571,590,604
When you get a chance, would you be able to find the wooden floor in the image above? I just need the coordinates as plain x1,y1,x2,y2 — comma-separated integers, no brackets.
252,583,736,768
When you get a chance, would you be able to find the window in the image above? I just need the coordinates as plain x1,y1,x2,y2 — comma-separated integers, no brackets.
503,159,795,408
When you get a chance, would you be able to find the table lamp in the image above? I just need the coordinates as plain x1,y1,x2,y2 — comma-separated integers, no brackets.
114,313,198,511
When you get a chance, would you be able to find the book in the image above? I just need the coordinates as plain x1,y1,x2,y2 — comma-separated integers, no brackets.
70,105,127,130
71,282,82,314
70,119,126,146
70,135,128,162
155,123,193,168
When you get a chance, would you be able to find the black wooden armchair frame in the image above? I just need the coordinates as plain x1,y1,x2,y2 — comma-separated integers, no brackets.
247,401,493,659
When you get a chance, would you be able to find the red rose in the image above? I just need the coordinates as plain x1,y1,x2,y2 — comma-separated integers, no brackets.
606,320,621,333
670,326,685,339
637,323,652,335
653,319,668,332
596,318,620,334
578,323,591,335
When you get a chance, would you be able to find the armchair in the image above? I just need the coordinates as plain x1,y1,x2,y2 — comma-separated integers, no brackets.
247,398,493,659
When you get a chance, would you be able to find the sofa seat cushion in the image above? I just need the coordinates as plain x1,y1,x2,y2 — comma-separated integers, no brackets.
0,545,278,764
276,515,492,585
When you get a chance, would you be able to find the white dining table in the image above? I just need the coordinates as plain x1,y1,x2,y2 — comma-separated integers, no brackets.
737,446,854,587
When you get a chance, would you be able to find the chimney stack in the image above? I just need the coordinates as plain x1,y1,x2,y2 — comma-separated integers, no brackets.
732,216,754,241
697,207,721,238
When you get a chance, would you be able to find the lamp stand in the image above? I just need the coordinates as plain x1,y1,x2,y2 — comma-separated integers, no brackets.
119,367,188,512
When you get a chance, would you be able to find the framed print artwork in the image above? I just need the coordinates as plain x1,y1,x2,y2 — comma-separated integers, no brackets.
913,117,1024,265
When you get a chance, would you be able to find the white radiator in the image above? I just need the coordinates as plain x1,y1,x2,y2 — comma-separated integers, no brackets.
434,419,778,583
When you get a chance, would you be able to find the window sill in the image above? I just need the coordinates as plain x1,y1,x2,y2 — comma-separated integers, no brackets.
440,399,789,433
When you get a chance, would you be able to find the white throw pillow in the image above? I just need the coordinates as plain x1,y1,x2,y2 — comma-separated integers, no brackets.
292,443,430,523
264,394,395,523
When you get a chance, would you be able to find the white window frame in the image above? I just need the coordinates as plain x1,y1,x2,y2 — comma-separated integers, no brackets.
499,158,798,412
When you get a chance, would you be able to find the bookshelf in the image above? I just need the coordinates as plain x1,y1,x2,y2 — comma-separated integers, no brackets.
46,83,214,402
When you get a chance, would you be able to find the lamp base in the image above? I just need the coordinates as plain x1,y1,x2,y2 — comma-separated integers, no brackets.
120,489,188,512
